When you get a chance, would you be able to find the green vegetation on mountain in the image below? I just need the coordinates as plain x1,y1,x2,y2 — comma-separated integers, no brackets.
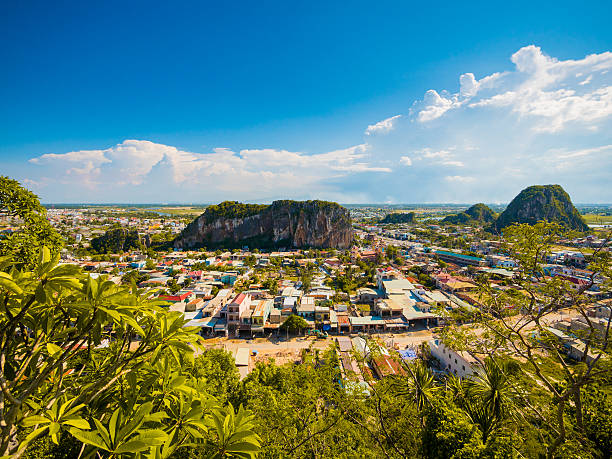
442,203,497,225
493,185,589,232
379,211,417,224
91,227,149,253
203,201,269,224
0,176,63,268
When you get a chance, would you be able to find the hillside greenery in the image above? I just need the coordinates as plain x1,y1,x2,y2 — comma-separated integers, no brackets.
494,184,589,232
90,227,148,254
442,203,496,225
379,212,417,224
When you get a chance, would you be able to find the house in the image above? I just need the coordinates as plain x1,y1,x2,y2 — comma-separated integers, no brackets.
159,291,194,305
200,288,232,317
373,297,407,318
251,299,273,332
221,272,239,285
296,296,315,320
308,287,335,300
381,279,415,297
376,267,402,289
356,287,379,304
227,293,252,330
428,339,480,378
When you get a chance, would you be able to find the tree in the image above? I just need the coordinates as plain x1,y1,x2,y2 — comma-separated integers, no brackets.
0,176,63,268
145,258,157,270
0,247,260,457
280,315,310,334
262,278,278,295
441,222,612,458
166,278,181,294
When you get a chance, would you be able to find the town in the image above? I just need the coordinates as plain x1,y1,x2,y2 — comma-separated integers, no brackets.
11,200,608,383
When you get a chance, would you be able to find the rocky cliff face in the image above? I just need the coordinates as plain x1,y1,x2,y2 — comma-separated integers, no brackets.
174,200,352,249
493,185,588,232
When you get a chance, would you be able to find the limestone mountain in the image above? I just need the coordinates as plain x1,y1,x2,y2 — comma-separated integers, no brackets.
442,203,497,225
493,185,589,232
173,200,352,249
379,212,417,224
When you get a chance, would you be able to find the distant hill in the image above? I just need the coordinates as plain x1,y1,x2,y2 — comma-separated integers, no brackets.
442,203,496,225
493,185,589,232
174,200,352,249
379,212,417,224
91,228,150,254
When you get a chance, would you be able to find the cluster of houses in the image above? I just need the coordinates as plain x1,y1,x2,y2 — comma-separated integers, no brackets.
155,263,449,337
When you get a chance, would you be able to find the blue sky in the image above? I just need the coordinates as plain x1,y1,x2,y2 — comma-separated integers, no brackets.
1,0,611,203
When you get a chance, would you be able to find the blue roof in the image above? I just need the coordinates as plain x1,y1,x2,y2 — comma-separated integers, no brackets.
435,250,483,262
399,349,417,360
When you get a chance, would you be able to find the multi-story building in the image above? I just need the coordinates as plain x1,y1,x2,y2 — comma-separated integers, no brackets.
227,293,251,329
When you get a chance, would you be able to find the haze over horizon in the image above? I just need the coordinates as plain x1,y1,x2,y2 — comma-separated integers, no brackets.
1,1,611,204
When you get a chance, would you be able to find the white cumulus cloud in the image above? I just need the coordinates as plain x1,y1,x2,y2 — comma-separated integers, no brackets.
365,115,401,135
28,140,390,202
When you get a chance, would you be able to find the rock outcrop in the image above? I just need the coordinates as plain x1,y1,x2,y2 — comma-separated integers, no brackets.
174,200,352,249
442,203,496,225
91,228,150,254
493,185,588,232
379,212,417,224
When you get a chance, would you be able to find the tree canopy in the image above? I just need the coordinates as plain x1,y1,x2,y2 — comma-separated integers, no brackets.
0,176,63,268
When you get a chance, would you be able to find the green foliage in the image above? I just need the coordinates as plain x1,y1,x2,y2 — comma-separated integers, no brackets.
0,176,63,268
203,202,268,224
442,203,496,226
379,212,417,224
0,246,260,458
441,222,612,458
91,227,147,254
262,278,278,295
581,384,612,457
493,184,589,232
279,314,310,333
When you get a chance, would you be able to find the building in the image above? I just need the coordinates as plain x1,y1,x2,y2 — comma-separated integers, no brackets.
434,250,485,267
429,339,480,378
251,299,273,332
227,293,252,330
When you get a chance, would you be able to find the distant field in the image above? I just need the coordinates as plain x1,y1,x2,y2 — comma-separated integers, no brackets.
150,206,207,216
581,213,612,224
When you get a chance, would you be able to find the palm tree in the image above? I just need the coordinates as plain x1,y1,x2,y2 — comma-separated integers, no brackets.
463,358,517,442
395,361,437,415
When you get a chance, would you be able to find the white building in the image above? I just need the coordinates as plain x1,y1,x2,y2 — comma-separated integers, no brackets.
429,339,480,378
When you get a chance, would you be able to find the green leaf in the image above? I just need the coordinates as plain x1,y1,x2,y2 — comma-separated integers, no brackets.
24,426,49,444
46,343,62,357
39,246,51,265
114,440,150,454
168,376,186,390
69,428,108,450
0,275,22,295
63,418,90,430
21,415,48,427
109,407,121,442
35,283,47,303
226,441,261,453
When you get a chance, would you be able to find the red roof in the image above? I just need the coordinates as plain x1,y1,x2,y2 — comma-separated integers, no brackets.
159,292,192,302
231,293,247,305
